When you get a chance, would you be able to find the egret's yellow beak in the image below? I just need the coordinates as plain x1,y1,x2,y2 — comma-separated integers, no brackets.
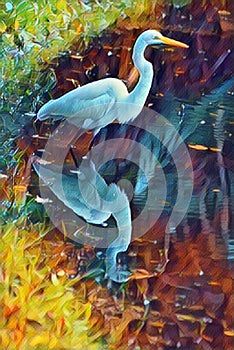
156,35,189,49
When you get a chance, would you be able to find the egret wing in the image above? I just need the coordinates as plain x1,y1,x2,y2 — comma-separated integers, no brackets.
37,78,128,129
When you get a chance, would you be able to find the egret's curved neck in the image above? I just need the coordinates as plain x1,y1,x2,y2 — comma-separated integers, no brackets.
129,37,153,105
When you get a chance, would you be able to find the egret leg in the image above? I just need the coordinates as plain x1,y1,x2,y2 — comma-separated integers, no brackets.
105,246,131,283
105,199,132,282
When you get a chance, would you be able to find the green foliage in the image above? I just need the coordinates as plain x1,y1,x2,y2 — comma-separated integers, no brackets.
0,0,162,67
169,0,192,6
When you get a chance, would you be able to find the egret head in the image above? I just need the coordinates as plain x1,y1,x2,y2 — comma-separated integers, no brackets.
140,29,189,49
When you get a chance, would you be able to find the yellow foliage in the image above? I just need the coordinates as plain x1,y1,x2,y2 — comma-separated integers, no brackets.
14,19,20,31
0,20,7,33
0,221,103,350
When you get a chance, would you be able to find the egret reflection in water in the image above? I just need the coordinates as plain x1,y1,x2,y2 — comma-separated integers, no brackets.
33,156,132,282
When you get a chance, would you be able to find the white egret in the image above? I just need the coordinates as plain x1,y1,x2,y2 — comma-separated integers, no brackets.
35,30,188,282
37,29,188,130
